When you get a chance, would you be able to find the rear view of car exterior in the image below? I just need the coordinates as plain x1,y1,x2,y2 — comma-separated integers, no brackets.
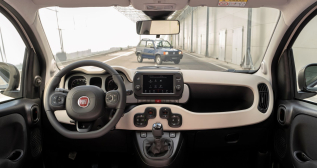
135,39,183,65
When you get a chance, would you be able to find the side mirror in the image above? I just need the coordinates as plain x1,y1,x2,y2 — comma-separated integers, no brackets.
298,63,317,92
0,62,20,94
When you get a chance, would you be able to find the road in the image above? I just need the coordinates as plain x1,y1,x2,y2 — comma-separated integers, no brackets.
60,48,228,71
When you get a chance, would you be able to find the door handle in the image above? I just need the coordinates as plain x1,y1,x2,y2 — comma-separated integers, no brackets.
294,151,311,162
7,149,23,162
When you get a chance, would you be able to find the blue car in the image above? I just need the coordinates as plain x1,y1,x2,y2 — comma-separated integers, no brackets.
135,39,183,65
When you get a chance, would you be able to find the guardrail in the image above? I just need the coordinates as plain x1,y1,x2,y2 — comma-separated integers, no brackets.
56,46,136,63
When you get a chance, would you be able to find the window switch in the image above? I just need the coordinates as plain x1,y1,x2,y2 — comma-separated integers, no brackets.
169,132,176,138
140,132,147,138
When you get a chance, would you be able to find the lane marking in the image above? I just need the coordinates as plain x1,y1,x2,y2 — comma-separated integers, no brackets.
103,51,134,63
184,53,228,70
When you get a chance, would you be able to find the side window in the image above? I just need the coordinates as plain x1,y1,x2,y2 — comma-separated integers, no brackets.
162,41,171,48
146,41,154,48
0,12,26,102
139,41,146,47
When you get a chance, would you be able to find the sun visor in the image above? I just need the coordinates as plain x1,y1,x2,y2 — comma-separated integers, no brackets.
188,0,289,8
32,0,130,7
131,0,188,11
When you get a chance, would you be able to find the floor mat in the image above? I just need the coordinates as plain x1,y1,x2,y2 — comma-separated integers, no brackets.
44,150,137,168
185,150,256,168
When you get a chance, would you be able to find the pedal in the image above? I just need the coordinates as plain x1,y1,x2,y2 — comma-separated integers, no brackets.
68,151,77,160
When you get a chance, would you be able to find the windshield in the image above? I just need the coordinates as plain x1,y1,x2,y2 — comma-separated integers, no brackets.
39,6,280,72
155,41,172,48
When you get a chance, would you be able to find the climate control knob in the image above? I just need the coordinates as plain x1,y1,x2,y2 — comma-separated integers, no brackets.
135,85,141,91
175,85,181,91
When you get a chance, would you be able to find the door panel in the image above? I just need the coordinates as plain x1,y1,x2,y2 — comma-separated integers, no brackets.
143,41,155,59
0,114,26,167
0,98,42,168
276,100,317,168
143,48,155,59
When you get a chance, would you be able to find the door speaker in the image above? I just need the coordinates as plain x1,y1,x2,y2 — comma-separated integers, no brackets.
274,129,287,158
30,127,42,158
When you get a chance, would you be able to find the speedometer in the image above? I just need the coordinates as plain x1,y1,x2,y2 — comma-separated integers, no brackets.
70,78,86,89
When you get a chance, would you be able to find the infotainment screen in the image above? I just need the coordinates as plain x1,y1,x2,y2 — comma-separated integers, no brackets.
143,75,173,93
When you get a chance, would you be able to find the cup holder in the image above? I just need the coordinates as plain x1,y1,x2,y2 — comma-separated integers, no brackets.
7,149,23,162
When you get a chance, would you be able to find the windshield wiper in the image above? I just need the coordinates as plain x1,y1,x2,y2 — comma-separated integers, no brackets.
137,66,181,70
226,69,257,74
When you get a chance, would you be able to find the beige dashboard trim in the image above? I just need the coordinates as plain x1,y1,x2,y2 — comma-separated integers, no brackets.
116,102,271,130
55,70,273,130
116,71,274,130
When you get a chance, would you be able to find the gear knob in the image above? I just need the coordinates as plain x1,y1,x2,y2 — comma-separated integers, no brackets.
152,123,163,139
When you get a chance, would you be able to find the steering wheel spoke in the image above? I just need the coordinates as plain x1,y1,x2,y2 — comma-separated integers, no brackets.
49,89,68,111
106,90,120,108
76,121,93,133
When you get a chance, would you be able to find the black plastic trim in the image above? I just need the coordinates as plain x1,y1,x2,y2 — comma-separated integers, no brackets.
257,83,269,113
183,83,254,112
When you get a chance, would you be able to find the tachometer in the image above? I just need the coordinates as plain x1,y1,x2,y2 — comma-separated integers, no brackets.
70,78,86,89
105,76,124,91
106,77,118,91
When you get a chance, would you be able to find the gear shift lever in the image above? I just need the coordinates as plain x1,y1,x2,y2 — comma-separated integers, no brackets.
152,123,163,139
149,122,169,155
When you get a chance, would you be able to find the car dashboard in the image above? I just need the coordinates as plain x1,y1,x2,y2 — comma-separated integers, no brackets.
55,67,273,131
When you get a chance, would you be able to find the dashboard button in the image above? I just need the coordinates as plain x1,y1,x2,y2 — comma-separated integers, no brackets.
140,132,147,138
134,108,157,127
160,107,171,119
169,114,182,127
135,85,141,91
145,107,156,119
175,85,181,91
169,132,176,138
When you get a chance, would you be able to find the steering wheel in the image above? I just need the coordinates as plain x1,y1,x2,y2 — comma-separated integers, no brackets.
44,60,126,139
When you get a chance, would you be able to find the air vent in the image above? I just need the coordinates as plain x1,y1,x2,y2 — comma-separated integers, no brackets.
258,83,269,113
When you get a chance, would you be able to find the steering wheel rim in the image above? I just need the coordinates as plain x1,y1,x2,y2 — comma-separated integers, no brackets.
43,60,126,139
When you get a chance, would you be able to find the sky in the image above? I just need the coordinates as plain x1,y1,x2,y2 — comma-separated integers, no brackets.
0,13,26,66
39,7,156,55
0,7,162,67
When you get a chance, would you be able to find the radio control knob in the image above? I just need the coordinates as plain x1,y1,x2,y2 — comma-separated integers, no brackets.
175,85,181,91
135,85,141,91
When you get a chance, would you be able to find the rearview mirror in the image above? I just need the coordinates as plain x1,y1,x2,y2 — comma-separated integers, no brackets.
136,20,180,35
298,63,317,92
0,62,20,93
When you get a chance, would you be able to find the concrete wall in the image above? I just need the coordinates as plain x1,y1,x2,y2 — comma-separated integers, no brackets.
65,49,92,60
170,7,279,69
293,16,317,78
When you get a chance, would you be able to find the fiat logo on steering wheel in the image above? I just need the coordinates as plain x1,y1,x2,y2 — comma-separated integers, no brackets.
78,96,90,108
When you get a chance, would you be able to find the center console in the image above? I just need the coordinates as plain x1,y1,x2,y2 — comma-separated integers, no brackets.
132,72,186,167
134,123,185,168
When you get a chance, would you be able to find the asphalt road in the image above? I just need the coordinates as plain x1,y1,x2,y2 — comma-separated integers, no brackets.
59,48,227,71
